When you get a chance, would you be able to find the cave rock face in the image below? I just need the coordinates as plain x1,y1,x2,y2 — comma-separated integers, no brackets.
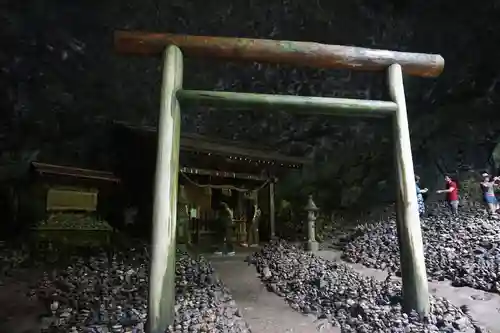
2,0,499,210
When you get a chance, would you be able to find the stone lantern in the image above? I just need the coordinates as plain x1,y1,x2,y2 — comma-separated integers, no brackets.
305,194,319,252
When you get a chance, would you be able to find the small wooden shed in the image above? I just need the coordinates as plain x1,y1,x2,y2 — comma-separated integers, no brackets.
29,162,121,247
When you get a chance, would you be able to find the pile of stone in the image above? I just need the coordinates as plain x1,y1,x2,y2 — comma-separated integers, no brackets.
34,248,250,333
0,242,30,282
341,209,500,294
249,241,484,332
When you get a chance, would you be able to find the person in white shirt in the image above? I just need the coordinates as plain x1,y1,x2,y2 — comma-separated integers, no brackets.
242,201,261,247
214,201,235,256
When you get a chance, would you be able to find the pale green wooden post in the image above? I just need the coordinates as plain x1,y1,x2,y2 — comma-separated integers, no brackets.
269,180,276,239
388,63,429,315
148,45,183,333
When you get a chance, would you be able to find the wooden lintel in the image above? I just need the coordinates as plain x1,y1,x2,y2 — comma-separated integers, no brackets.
180,166,267,181
114,31,444,77
31,162,120,183
112,120,310,167
177,90,397,116
180,137,307,168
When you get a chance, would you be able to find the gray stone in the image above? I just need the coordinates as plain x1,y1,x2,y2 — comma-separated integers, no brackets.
307,241,319,252
339,207,500,295
27,247,250,333
249,240,478,332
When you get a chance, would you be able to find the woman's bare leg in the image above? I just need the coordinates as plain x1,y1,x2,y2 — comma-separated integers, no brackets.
488,203,497,215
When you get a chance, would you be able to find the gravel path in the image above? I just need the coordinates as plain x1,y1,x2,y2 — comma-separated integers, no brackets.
210,253,339,333
248,241,486,333
317,249,500,333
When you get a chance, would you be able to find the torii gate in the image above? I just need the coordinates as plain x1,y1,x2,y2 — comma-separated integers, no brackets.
114,31,444,333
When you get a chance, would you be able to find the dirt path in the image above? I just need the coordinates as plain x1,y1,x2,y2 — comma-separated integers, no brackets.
0,270,46,333
209,253,340,333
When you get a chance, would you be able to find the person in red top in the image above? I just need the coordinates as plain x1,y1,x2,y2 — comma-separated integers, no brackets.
436,175,459,215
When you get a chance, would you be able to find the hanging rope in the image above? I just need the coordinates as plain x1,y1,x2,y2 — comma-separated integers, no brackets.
180,172,270,193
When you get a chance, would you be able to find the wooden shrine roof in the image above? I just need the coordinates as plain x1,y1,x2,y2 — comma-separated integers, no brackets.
32,162,121,183
114,121,311,169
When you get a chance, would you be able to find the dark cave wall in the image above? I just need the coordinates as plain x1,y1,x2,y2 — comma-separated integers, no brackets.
1,0,500,212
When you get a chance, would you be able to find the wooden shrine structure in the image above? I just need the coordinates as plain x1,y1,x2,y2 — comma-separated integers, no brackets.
114,30,445,332
112,121,309,244
29,162,120,247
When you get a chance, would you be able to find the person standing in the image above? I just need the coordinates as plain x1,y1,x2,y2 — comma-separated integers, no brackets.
243,201,261,247
214,201,235,256
415,175,428,217
175,203,190,246
436,175,459,215
480,173,500,216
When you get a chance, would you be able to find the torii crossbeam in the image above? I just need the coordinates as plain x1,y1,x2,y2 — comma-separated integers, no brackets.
114,30,444,333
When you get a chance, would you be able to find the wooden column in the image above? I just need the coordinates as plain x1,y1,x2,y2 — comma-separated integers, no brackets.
388,64,429,315
148,45,183,333
269,180,276,239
